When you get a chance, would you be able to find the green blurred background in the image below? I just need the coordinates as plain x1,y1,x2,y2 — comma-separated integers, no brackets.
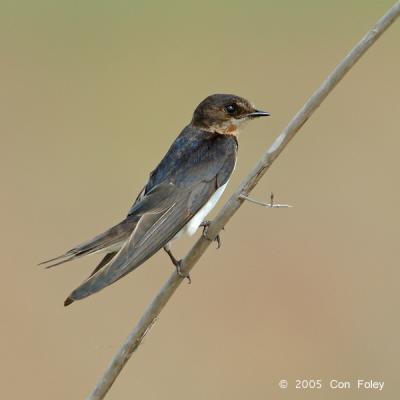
1,1,399,399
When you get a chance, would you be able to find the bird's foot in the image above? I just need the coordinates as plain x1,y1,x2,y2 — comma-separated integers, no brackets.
175,260,191,284
163,246,191,284
200,220,222,249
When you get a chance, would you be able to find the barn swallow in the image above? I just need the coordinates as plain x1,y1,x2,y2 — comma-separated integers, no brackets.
40,94,269,306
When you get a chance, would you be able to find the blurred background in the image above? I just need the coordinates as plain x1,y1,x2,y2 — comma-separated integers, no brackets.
1,1,399,399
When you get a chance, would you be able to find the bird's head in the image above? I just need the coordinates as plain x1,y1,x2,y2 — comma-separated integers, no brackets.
192,93,270,135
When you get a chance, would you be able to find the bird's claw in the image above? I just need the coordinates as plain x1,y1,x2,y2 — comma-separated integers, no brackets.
200,220,223,249
163,246,191,284
175,260,191,284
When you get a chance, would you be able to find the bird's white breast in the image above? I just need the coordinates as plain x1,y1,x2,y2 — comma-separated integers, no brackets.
178,182,228,238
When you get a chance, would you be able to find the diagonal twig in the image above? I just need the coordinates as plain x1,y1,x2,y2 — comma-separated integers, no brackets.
87,2,400,399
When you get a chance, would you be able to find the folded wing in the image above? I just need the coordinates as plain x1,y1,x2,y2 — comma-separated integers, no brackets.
64,182,212,305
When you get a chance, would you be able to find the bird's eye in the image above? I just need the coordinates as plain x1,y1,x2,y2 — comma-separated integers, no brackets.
225,104,237,114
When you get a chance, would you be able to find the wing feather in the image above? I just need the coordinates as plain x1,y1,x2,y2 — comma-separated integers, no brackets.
65,185,193,303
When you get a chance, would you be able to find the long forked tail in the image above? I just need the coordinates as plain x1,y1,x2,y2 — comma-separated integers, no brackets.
39,216,139,269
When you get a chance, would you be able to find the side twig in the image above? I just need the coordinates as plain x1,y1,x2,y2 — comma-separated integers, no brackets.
87,3,400,399
239,192,292,208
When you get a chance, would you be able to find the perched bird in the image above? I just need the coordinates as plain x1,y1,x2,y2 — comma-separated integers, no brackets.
40,94,269,306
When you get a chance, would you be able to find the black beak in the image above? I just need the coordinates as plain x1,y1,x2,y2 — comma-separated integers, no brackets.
247,109,271,118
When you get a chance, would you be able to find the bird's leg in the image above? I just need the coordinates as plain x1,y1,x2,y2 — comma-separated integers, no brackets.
163,245,191,284
200,220,222,249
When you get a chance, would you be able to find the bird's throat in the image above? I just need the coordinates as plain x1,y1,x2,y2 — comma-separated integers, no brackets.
214,121,240,136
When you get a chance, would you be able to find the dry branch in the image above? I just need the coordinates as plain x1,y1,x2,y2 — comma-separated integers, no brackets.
87,2,400,399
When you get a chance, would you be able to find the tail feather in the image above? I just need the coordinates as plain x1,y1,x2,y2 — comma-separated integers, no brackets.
64,296,74,306
41,253,78,269
88,251,118,278
38,253,71,267
39,216,139,269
